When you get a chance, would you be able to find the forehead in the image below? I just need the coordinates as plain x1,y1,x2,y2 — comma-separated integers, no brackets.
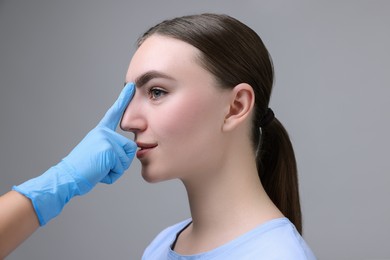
126,35,206,83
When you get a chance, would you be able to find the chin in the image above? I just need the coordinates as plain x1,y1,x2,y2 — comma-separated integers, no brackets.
141,168,174,183
142,174,161,183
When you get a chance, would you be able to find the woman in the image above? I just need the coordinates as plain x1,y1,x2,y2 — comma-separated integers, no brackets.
124,13,315,259
0,14,315,259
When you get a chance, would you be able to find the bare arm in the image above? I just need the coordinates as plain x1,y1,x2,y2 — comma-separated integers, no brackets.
0,191,39,259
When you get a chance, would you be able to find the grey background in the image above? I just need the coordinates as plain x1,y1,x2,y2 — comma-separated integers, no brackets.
0,1,389,259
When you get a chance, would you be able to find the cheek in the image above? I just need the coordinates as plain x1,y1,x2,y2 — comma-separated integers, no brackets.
156,94,221,142
150,93,226,179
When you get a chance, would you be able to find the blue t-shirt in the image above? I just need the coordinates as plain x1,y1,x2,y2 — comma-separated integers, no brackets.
142,217,316,259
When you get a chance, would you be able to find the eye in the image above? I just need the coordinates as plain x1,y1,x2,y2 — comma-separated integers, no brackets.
148,87,167,100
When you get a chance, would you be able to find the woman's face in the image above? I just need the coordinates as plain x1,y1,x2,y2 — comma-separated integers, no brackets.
121,35,232,183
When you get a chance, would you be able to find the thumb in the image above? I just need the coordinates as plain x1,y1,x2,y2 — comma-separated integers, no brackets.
98,82,135,130
123,140,137,159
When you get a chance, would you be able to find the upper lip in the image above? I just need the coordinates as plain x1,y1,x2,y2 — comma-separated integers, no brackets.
136,142,158,150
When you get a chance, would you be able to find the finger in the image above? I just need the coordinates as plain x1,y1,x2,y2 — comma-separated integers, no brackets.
100,175,112,184
111,140,132,170
100,136,134,184
98,82,135,130
101,157,125,184
104,128,137,156
123,141,137,159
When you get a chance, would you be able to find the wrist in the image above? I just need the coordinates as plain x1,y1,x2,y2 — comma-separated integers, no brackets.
12,161,93,226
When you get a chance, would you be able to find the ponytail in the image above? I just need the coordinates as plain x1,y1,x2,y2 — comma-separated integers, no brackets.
257,117,302,234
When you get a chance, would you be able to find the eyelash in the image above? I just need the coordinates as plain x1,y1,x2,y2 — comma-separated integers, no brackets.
147,87,167,100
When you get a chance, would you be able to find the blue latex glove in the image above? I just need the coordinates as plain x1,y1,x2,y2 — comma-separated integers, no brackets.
13,82,136,226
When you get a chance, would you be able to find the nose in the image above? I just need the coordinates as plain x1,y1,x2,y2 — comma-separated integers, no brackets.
120,91,147,134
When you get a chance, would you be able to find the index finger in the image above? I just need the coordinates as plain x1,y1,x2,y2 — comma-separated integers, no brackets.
98,82,135,130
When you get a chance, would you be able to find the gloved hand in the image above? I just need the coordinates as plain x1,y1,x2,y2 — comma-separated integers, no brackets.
13,82,136,226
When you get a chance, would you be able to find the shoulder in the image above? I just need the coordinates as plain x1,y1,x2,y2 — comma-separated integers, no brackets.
142,218,316,260
202,218,316,260
236,218,316,260
142,219,191,260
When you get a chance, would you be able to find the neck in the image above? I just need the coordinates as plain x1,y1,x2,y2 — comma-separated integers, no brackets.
180,146,283,237
173,132,284,255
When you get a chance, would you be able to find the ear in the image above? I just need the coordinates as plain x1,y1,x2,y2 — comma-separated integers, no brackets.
222,83,255,132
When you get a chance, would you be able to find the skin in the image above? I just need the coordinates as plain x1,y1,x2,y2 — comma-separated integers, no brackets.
121,35,283,255
0,191,39,258
122,35,233,183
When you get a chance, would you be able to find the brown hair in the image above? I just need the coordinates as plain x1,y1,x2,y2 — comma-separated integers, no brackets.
138,13,302,234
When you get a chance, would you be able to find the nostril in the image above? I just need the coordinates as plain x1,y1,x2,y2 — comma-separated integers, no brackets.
120,118,144,134
119,120,127,131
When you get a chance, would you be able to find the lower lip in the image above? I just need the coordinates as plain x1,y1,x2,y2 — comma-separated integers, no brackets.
136,147,156,159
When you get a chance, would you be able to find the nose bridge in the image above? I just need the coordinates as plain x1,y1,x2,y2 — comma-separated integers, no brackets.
120,90,146,132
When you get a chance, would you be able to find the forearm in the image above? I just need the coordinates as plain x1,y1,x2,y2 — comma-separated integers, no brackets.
0,191,39,259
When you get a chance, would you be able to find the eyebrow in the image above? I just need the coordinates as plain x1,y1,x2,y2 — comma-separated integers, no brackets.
124,70,175,87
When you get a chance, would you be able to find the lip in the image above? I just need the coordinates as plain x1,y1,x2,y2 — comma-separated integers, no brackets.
136,142,158,159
